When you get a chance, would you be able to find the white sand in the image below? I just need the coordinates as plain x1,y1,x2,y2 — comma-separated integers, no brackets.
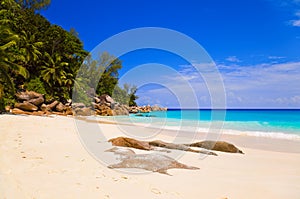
0,114,300,199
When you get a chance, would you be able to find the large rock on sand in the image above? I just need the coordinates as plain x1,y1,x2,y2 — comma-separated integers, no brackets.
15,101,38,111
74,107,92,116
11,108,27,115
189,141,244,154
40,104,48,112
99,94,115,104
27,96,44,106
112,105,129,116
108,137,152,151
47,100,59,110
149,140,217,155
55,102,65,112
15,91,42,101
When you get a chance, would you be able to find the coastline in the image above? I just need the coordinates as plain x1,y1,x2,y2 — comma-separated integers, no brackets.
1,114,300,198
79,115,300,153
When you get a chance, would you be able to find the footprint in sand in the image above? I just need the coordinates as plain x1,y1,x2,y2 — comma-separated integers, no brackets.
112,177,118,182
151,188,161,194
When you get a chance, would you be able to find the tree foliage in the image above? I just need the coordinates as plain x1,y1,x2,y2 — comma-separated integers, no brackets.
0,0,138,110
15,0,51,11
74,52,138,106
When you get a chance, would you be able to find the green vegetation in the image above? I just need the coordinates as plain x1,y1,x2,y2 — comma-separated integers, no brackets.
0,0,138,111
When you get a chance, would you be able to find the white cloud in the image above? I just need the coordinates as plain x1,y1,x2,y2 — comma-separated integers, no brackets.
291,19,300,26
290,11,300,27
135,60,300,108
268,56,285,59
218,61,300,107
225,56,241,62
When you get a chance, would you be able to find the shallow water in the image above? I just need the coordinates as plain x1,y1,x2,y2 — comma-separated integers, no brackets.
102,109,300,140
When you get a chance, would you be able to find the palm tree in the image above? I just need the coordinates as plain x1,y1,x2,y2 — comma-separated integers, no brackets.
40,52,69,91
0,26,28,94
19,30,43,71
0,24,29,109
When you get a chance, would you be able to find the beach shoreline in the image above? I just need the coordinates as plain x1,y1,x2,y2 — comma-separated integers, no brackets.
1,114,300,199
78,115,300,153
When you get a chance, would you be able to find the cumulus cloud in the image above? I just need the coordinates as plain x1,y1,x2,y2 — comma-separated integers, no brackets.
225,56,241,62
218,62,300,107
291,19,300,26
134,60,300,108
268,56,285,59
290,11,300,26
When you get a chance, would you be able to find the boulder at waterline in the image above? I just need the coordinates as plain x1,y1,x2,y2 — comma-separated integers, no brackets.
108,137,152,151
189,141,244,154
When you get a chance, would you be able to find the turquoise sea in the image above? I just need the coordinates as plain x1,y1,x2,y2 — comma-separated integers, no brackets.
117,109,300,140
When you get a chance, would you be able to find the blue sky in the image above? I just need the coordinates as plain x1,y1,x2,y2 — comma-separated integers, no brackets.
41,0,300,108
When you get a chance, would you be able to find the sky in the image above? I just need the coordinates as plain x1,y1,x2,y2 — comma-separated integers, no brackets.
41,0,300,108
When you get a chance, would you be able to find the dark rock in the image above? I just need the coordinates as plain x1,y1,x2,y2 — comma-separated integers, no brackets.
104,102,111,107
189,141,244,154
55,102,65,112
95,104,113,116
129,107,139,114
112,105,129,116
150,140,190,151
47,100,59,110
108,137,152,151
151,105,167,111
40,104,48,112
149,140,217,155
108,137,217,155
31,111,46,116
94,97,101,103
15,102,38,111
65,106,73,115
72,102,86,109
100,94,114,104
11,108,27,115
74,107,92,116
27,96,44,106
16,91,42,101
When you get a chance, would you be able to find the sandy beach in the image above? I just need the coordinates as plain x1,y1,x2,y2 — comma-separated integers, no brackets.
1,114,300,199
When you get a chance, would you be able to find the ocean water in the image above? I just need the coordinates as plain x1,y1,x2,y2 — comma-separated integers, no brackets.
121,109,300,140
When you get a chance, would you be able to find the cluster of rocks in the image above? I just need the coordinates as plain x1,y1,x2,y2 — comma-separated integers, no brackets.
106,137,244,175
91,94,129,116
108,137,244,154
8,90,167,117
10,90,73,116
129,104,167,114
